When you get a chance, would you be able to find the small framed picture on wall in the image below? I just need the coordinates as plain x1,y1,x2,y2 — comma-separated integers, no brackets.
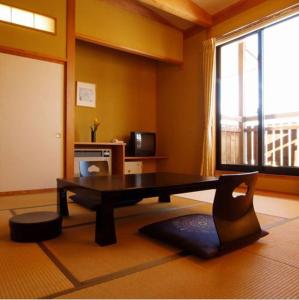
76,81,96,107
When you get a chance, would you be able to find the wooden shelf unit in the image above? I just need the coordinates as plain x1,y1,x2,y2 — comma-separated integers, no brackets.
74,142,125,175
75,143,167,174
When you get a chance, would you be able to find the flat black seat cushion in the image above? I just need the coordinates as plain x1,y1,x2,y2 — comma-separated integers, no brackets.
69,194,99,210
70,193,142,210
140,214,220,258
139,214,267,259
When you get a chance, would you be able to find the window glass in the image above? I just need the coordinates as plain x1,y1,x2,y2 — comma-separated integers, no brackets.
263,15,299,167
217,14,299,175
219,34,259,165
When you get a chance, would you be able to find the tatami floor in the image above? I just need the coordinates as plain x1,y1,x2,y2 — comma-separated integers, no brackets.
0,190,299,298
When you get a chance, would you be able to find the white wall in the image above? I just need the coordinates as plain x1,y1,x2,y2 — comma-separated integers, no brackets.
0,53,64,192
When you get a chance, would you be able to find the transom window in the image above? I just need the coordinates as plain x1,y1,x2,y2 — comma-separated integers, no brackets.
216,14,299,175
0,3,55,34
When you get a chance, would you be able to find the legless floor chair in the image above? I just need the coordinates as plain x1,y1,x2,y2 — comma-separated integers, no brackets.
139,172,268,259
71,161,141,209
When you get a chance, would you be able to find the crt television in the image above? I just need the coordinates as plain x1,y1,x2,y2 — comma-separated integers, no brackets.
128,131,156,156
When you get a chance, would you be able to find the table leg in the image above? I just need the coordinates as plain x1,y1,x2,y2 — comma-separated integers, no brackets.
57,187,69,217
95,201,116,246
159,194,171,203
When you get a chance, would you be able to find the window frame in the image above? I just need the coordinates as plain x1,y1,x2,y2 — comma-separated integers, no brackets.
216,14,299,176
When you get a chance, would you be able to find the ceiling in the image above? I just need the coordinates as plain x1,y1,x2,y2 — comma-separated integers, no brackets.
135,0,245,31
108,0,256,33
191,0,241,15
140,3,195,30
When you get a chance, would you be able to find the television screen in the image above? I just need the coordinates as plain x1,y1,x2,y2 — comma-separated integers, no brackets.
129,132,156,156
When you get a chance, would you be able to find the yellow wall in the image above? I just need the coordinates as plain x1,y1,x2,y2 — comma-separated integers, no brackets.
0,0,66,59
157,30,207,174
157,0,299,194
76,0,183,63
75,40,157,143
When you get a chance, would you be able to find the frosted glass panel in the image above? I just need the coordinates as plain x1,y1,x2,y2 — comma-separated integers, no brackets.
0,4,55,33
34,14,55,33
0,4,11,22
12,8,34,27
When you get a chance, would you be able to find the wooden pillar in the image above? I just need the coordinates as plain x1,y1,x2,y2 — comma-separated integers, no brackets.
65,0,76,177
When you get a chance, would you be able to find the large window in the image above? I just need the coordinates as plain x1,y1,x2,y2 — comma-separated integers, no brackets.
216,15,299,175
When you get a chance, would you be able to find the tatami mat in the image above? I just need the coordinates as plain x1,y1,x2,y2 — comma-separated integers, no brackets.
14,196,203,228
43,200,281,284
59,249,299,299
245,218,299,269
179,190,299,219
256,213,286,229
0,210,73,299
0,191,56,210
15,202,95,227
43,201,211,282
0,191,298,299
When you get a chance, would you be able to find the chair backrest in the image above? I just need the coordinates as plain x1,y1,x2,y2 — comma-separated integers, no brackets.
79,160,109,177
212,172,261,247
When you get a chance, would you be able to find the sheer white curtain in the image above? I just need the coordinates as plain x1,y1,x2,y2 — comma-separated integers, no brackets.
200,38,216,176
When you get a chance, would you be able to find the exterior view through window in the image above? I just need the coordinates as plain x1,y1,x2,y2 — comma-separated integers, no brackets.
216,14,299,175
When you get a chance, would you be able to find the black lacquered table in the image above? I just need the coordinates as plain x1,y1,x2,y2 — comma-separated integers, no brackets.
57,172,218,246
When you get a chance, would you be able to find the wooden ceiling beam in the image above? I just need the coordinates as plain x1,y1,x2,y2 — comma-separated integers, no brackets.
134,0,212,27
104,0,182,30
212,0,268,25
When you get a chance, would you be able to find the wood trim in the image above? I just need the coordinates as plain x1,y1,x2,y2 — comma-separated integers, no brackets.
0,45,66,64
135,0,212,27
125,156,168,161
65,0,76,177
102,0,182,31
112,144,125,175
0,188,56,196
76,33,183,64
212,0,268,25
183,25,205,39
215,169,299,181
184,0,268,39
75,142,126,146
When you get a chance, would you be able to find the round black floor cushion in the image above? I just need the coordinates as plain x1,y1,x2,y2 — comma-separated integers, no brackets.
9,211,62,242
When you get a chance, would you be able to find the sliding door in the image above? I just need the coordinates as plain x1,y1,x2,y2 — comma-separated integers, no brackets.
0,52,64,192
216,14,299,175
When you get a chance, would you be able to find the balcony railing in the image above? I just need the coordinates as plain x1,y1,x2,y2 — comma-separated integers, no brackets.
221,112,299,167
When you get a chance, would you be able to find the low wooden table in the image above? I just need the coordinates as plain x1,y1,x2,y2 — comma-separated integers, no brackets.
57,172,218,246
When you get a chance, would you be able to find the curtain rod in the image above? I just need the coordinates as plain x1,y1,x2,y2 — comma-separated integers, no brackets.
215,3,299,45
